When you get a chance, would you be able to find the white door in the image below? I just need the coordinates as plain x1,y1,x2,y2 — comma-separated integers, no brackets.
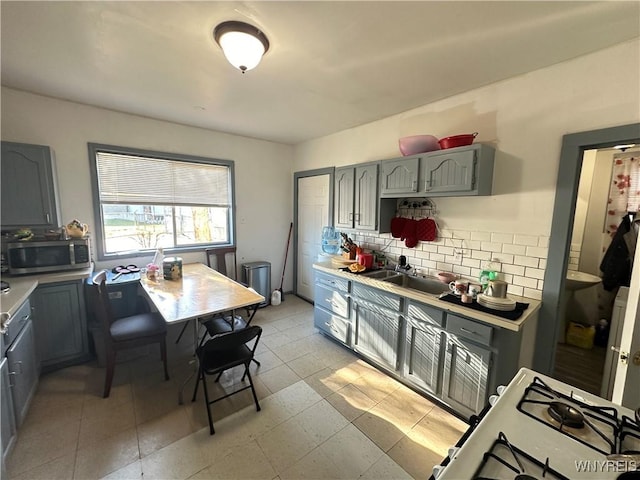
296,174,330,301
612,238,640,408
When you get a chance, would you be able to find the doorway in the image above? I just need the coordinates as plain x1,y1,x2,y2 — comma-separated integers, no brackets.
537,123,640,404
293,168,334,302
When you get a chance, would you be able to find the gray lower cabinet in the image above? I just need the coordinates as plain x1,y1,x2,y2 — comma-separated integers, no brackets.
313,272,352,347
403,301,446,395
1,141,60,229
6,319,38,428
1,357,17,474
441,334,492,419
351,284,402,372
32,280,90,371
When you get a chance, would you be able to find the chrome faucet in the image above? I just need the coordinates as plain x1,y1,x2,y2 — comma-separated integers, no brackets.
395,255,412,274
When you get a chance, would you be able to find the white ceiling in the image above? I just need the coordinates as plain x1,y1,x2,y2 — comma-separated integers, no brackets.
1,1,639,145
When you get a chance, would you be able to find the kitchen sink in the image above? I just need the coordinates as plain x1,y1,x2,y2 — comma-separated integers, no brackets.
382,274,450,295
361,269,402,280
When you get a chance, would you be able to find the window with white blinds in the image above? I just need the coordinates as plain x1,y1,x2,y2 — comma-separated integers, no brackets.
89,144,235,259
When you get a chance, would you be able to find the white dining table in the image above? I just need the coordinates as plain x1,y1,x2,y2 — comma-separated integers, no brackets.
139,262,265,402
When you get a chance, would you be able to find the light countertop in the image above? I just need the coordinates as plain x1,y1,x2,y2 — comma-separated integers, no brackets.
313,262,541,332
0,267,94,318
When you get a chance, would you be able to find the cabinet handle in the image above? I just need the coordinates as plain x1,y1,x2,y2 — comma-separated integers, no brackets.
349,213,354,221
20,313,30,325
424,179,431,190
460,327,479,336
324,321,338,332
45,213,50,223
412,180,417,191
10,361,23,375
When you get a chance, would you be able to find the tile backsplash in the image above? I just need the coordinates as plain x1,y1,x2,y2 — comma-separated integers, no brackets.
351,228,549,300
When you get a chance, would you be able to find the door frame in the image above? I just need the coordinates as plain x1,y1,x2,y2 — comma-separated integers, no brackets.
535,123,640,374
293,167,335,297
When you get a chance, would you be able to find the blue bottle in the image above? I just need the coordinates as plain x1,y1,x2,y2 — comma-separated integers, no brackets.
321,226,340,254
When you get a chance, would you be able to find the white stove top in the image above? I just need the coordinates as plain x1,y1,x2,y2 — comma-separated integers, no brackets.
437,368,638,479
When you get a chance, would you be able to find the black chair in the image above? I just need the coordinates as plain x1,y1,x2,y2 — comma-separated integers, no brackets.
192,325,262,435
91,270,169,398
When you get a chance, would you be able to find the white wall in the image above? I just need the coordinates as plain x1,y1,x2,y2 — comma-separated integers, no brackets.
294,39,640,237
1,88,295,290
293,39,640,299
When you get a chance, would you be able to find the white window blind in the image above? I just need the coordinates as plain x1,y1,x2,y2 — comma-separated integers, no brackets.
96,152,230,206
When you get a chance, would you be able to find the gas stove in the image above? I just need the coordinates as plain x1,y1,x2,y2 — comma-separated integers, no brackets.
434,368,639,480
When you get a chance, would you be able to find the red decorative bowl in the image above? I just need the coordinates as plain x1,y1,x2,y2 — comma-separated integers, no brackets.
398,135,440,156
438,132,478,150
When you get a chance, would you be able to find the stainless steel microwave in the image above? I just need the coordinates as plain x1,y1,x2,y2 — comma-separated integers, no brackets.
7,238,91,275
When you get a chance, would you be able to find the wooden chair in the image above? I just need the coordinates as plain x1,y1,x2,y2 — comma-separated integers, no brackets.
205,247,239,280
192,325,262,435
90,270,169,397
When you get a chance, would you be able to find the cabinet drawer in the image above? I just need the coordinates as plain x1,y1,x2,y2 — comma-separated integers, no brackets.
314,284,350,318
352,283,401,311
315,272,349,293
314,307,351,346
2,299,31,351
407,301,444,328
446,314,493,346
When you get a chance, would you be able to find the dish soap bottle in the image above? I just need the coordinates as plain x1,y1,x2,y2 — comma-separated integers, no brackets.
152,247,164,279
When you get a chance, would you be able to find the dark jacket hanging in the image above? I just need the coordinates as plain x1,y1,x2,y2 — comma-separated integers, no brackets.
600,215,632,291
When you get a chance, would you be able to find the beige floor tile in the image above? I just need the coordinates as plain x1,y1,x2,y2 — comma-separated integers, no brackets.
293,399,349,445
78,399,137,448
287,352,326,378
326,383,377,421
74,427,140,480
352,368,402,402
190,440,277,479
140,432,209,480
253,348,284,373
101,459,143,479
6,418,80,477
10,451,76,480
304,367,351,398
258,363,301,394
137,407,193,457
387,434,445,480
317,424,385,478
359,454,413,480
352,410,406,452
257,415,318,472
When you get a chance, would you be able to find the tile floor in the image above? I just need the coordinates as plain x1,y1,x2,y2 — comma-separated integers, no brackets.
6,296,467,480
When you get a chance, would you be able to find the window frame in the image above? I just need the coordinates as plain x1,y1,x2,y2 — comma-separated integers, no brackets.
88,143,236,261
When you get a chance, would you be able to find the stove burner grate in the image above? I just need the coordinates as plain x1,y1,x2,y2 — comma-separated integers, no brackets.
517,377,619,456
472,432,569,480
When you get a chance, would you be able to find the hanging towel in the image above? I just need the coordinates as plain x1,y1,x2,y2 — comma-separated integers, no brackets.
401,218,417,241
416,218,437,241
600,214,632,291
390,216,406,238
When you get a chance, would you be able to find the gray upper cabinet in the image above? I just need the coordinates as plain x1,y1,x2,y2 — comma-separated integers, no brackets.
334,163,379,231
378,144,495,198
380,157,419,197
1,141,60,229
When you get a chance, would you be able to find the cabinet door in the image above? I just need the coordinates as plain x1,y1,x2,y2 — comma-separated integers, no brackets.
32,281,88,370
1,141,58,229
421,149,476,194
380,157,419,196
354,164,379,231
441,334,492,418
353,300,401,371
1,358,16,466
334,167,355,229
6,320,38,427
404,318,443,395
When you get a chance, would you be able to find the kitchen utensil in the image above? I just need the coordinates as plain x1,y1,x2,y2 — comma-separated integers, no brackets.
358,253,374,269
276,222,293,301
438,132,478,150
398,135,440,156
484,279,508,298
449,280,469,296
437,272,456,283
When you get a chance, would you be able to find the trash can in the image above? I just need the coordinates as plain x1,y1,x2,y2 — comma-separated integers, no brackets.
241,261,271,307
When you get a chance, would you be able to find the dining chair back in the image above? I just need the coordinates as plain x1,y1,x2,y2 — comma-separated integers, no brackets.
192,325,262,434
91,270,169,397
205,247,238,280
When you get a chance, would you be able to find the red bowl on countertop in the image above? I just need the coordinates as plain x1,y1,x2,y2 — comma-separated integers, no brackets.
438,132,478,150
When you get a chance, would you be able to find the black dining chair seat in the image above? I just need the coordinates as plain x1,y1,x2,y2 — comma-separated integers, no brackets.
110,313,167,341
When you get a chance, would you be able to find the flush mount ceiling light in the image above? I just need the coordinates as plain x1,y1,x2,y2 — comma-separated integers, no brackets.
214,20,269,73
